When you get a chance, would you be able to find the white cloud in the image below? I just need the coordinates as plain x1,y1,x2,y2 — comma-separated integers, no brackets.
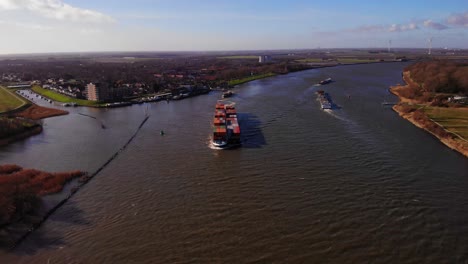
346,23,419,33
0,0,115,23
346,25,387,33
423,20,448,30
0,0,18,9
447,12,468,27
388,23,419,32
0,19,53,31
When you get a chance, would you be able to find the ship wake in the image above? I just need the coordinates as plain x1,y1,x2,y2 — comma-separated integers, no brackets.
323,109,349,122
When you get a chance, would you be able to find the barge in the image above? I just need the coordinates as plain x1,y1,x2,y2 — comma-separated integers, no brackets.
319,77,332,85
212,101,241,149
317,90,332,109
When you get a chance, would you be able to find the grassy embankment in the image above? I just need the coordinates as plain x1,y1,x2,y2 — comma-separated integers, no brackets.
0,86,29,113
0,86,40,145
218,55,259,59
296,58,379,64
31,85,103,107
228,73,276,86
423,107,468,140
391,61,468,157
393,102,468,157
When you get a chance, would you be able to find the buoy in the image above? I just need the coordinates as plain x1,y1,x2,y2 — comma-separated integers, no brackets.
160,130,165,136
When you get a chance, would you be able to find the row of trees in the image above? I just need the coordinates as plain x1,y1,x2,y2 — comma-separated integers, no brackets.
0,164,84,226
405,61,468,94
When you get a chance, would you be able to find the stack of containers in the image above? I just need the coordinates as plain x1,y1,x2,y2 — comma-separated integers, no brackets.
225,105,240,144
213,102,227,141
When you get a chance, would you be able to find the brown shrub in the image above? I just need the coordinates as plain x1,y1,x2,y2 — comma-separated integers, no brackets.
0,164,84,226
0,164,22,175
15,105,68,120
420,92,434,102
397,85,421,99
396,104,416,113
412,110,428,122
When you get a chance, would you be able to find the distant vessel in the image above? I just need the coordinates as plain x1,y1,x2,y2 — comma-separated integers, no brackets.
212,101,241,149
222,90,234,98
317,90,332,109
319,77,332,85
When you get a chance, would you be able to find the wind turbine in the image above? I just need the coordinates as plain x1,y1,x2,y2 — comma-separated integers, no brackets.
428,37,433,55
388,40,392,53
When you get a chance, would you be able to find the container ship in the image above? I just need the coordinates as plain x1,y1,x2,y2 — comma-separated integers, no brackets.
317,90,332,109
212,101,241,148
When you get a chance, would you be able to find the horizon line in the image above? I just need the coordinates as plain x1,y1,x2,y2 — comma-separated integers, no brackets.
0,47,466,57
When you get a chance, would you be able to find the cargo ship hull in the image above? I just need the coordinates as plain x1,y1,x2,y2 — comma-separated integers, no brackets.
212,101,241,149
317,90,332,109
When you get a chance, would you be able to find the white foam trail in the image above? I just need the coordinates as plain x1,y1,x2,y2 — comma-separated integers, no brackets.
207,136,223,150
323,109,349,122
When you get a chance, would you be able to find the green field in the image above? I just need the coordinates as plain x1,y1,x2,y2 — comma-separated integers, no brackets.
338,58,379,63
423,106,468,140
92,57,163,63
218,55,259,59
32,86,103,107
0,86,28,113
297,58,379,64
228,73,276,86
296,58,325,63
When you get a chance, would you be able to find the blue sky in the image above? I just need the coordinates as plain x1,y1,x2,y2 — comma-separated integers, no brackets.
0,0,466,54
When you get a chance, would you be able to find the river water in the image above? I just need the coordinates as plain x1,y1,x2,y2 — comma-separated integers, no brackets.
1,63,467,263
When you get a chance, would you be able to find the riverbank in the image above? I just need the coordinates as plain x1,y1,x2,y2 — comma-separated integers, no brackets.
391,72,468,158
0,125,42,148
0,165,85,249
229,72,277,86
0,103,68,147
14,104,68,120
1,115,150,250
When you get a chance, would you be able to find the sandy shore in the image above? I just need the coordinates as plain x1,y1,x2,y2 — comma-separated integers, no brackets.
390,72,468,158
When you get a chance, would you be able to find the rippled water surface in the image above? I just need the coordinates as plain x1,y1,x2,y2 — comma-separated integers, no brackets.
1,63,468,263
